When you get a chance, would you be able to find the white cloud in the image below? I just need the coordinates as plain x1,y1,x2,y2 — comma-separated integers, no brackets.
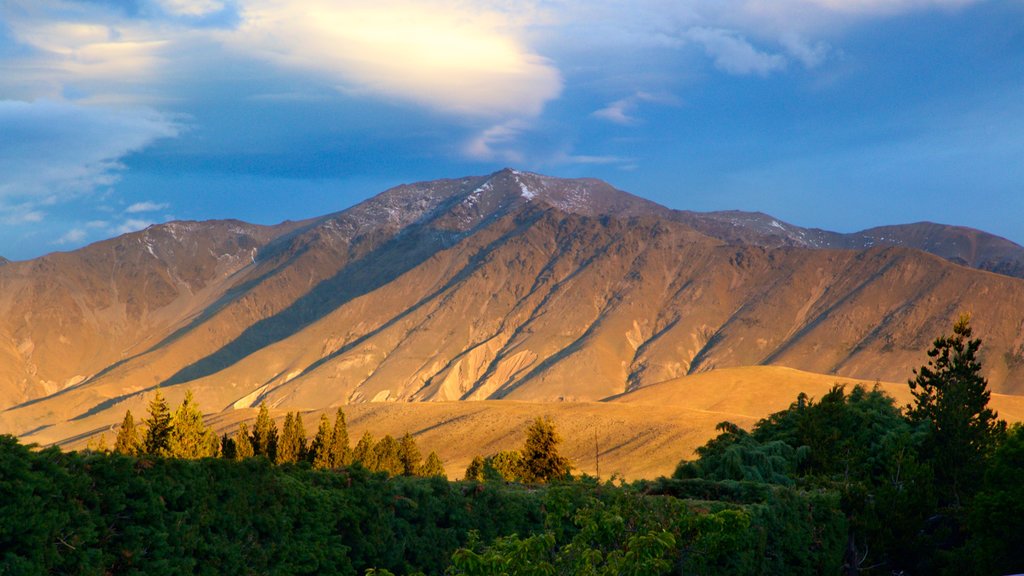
686,27,787,76
126,201,170,213
54,228,87,245
0,208,46,225
0,100,181,201
157,0,227,17
230,0,563,118
593,92,680,125
464,120,529,163
779,34,831,68
115,218,154,234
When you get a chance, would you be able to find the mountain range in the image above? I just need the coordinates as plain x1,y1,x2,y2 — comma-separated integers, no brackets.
2,169,1023,476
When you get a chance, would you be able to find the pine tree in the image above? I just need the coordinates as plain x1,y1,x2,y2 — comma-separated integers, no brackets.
220,434,236,460
464,455,485,481
167,390,218,459
142,387,172,456
114,409,139,455
373,435,403,476
398,432,422,476
908,315,1007,507
233,422,255,460
329,408,351,467
277,412,307,464
422,451,446,478
311,414,334,469
353,431,376,469
251,402,278,461
520,417,571,483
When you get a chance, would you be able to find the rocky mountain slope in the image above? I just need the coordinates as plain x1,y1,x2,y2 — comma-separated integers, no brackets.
2,169,1023,451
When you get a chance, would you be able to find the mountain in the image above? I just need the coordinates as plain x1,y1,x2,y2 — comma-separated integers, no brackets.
2,169,1024,455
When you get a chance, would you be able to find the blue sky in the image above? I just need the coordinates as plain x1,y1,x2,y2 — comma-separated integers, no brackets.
1,0,1022,260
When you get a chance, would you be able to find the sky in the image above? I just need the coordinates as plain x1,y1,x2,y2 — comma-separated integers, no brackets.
1,0,1022,260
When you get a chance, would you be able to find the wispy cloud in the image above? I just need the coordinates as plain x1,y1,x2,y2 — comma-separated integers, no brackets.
54,227,87,245
0,100,180,202
593,92,680,125
114,218,154,235
686,28,787,76
463,119,530,163
126,201,170,213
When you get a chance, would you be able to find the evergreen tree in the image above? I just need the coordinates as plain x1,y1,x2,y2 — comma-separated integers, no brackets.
220,434,236,460
276,412,307,464
422,451,446,478
487,450,524,482
329,408,351,467
373,435,403,476
398,432,422,476
310,414,334,469
464,455,485,481
113,409,139,455
167,390,218,459
233,423,255,460
353,431,376,469
520,417,571,483
142,387,172,456
907,316,1007,507
251,402,278,461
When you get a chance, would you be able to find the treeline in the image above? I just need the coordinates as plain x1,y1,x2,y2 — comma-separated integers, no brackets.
0,434,846,575
98,390,444,478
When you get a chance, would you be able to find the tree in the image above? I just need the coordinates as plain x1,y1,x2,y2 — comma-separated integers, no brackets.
310,414,334,469
520,417,571,483
167,390,218,459
373,435,403,476
233,422,255,460
353,431,376,469
464,455,485,482
114,410,139,455
485,450,524,482
277,412,297,464
422,451,446,478
907,315,1007,507
251,402,278,461
329,408,351,467
142,387,172,456
398,432,422,476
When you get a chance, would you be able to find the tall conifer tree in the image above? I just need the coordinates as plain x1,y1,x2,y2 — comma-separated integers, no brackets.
311,414,334,469
908,315,1007,507
167,390,217,459
277,412,305,464
251,402,278,460
398,432,422,476
142,387,172,456
114,409,139,455
234,422,255,460
353,431,376,469
329,408,351,466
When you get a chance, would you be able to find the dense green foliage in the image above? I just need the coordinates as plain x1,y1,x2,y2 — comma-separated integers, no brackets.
673,318,1021,575
0,436,846,575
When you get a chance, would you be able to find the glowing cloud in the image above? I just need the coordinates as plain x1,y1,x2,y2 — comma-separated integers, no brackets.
231,0,563,117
